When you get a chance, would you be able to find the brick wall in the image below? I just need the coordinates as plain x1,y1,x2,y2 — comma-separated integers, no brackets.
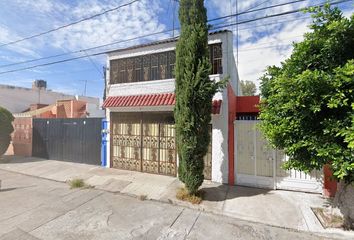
6,117,33,156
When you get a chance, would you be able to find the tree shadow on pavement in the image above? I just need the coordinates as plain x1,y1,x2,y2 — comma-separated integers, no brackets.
200,184,272,202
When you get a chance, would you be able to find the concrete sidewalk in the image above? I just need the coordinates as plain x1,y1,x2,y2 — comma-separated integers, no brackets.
0,169,340,240
0,155,351,238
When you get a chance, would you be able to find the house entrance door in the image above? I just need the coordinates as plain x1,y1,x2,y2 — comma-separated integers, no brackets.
234,120,322,193
235,120,275,189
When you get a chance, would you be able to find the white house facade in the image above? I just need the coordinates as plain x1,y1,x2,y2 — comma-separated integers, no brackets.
103,30,241,184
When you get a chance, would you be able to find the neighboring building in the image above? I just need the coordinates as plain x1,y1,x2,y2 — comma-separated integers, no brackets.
6,98,104,157
0,80,100,114
14,99,90,118
103,30,240,183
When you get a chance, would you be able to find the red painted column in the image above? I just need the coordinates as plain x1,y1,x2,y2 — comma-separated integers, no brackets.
323,164,337,197
227,85,236,185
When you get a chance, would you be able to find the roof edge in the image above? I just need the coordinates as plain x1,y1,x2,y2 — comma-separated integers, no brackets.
106,30,231,55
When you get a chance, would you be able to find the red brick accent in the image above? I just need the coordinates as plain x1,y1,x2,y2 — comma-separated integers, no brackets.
323,164,338,197
236,96,260,114
9,117,33,157
228,85,237,184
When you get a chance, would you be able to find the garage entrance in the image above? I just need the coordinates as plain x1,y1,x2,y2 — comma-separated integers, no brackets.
235,120,322,193
32,118,102,165
111,112,177,176
111,112,212,178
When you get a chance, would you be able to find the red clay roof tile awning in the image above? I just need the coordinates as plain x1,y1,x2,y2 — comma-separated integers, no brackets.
103,93,222,114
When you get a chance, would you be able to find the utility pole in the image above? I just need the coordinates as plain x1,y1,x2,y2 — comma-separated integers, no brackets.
172,0,176,37
103,66,107,101
80,80,87,96
235,0,239,66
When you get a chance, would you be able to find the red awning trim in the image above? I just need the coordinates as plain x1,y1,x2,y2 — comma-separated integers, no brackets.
103,93,222,114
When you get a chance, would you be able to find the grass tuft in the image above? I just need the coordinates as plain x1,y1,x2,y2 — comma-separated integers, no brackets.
138,194,147,201
176,187,203,204
68,178,93,189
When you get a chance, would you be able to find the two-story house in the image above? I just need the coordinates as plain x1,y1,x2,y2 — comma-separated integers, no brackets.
103,30,241,184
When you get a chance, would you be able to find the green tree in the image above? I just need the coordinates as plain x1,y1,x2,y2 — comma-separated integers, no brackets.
241,80,257,96
0,107,14,156
259,5,354,226
174,0,226,195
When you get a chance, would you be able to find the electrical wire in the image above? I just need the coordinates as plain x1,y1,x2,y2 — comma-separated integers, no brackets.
0,0,323,69
0,0,350,75
0,0,141,48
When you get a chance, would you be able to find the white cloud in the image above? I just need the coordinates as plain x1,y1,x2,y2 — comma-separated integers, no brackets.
0,0,168,63
236,18,311,92
47,0,168,52
207,0,330,93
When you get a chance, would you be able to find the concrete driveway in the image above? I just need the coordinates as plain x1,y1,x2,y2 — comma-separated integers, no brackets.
0,169,344,240
0,156,352,239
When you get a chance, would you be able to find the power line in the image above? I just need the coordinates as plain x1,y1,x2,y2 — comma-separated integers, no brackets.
0,0,350,75
239,43,293,52
82,50,104,77
212,0,352,30
209,0,308,23
0,0,140,48
0,0,316,69
238,16,311,31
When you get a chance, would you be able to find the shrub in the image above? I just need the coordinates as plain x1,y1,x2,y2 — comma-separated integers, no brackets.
0,107,14,156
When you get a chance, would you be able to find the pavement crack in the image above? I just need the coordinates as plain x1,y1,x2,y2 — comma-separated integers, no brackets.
185,211,201,238
169,208,185,228
106,210,113,227
29,191,104,233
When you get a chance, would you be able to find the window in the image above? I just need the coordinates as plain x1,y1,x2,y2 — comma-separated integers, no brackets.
210,44,223,74
168,51,175,79
127,59,134,82
134,57,143,82
110,60,119,84
118,59,126,83
143,55,150,81
109,43,223,84
158,53,167,80
151,54,158,80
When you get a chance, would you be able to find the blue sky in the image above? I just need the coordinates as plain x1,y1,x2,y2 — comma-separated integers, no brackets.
0,0,352,99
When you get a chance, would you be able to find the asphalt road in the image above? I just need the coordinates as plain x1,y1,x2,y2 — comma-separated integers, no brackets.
0,169,339,240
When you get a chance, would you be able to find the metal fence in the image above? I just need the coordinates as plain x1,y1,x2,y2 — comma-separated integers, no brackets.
32,118,102,165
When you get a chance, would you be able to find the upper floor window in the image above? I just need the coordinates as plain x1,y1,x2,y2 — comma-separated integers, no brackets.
109,43,222,84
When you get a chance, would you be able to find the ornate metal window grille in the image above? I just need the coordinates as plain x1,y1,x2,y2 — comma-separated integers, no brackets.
109,43,222,84
151,55,159,80
134,57,143,82
168,51,176,79
143,55,150,81
158,53,168,80
110,60,119,84
210,44,223,74
118,59,126,83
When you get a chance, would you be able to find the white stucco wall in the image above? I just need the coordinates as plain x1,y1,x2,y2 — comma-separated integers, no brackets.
105,31,239,184
108,79,174,97
0,84,100,113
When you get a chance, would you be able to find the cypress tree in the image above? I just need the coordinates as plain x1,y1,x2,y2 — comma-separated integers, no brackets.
174,0,227,195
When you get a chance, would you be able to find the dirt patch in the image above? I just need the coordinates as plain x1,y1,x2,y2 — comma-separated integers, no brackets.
176,187,204,204
313,207,344,229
